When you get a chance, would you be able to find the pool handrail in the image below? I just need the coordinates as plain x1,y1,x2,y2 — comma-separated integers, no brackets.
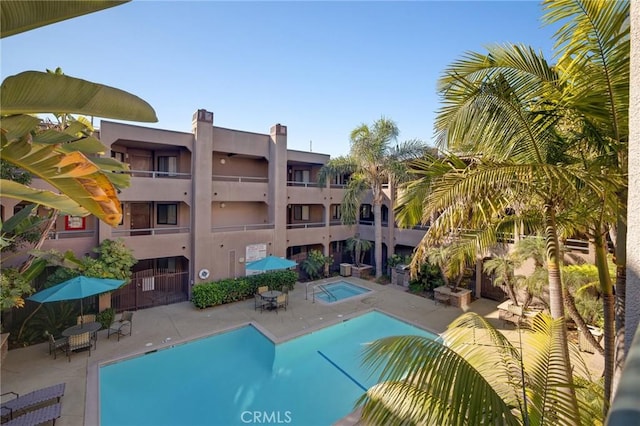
314,284,337,303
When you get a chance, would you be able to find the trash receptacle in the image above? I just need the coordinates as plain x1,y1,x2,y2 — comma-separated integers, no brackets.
340,263,352,277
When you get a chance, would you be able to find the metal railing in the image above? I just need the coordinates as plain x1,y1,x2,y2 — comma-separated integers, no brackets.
111,227,191,236
286,222,325,229
211,223,275,232
286,181,319,188
212,175,268,183
47,230,96,240
305,282,337,303
128,170,192,179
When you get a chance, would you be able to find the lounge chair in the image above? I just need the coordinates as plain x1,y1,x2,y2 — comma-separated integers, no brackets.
3,402,61,426
0,383,65,421
107,311,133,341
47,333,67,360
67,332,91,362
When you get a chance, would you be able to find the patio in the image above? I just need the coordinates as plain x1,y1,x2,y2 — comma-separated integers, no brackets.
0,277,602,426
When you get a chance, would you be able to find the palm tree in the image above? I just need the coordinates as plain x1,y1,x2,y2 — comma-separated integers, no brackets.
483,254,519,306
358,312,602,425
396,39,619,412
542,0,630,400
318,117,425,278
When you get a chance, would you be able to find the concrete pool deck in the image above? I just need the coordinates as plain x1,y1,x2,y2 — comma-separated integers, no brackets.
0,277,603,425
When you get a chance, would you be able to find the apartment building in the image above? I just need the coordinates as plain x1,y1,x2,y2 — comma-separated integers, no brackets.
1,109,431,311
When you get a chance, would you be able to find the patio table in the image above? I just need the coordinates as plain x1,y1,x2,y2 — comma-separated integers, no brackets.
62,322,101,348
260,291,282,310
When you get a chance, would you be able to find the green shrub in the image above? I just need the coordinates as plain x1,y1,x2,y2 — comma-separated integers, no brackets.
409,262,444,294
191,270,297,309
96,308,115,329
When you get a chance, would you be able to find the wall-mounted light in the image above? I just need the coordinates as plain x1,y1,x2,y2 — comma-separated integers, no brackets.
220,158,226,164
220,203,226,208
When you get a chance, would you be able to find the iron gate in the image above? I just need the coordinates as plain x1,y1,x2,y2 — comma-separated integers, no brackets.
111,269,189,312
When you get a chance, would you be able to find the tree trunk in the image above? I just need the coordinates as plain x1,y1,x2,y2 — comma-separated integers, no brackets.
614,211,627,397
563,288,604,356
593,231,615,410
373,188,383,279
543,204,579,418
19,210,58,274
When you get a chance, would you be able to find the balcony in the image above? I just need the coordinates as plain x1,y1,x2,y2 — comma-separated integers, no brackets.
120,171,192,202
110,227,191,260
212,175,269,202
211,223,275,233
287,181,325,204
112,227,191,237
286,221,325,230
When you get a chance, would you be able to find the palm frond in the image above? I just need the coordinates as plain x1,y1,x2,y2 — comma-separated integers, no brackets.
358,333,520,426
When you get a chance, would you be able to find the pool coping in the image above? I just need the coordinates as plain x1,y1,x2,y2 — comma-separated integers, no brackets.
84,305,440,426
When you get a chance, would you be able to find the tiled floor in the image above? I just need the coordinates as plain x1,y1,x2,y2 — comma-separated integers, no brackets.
0,278,603,426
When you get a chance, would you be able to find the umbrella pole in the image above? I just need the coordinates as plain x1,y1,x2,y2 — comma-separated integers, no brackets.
80,299,84,327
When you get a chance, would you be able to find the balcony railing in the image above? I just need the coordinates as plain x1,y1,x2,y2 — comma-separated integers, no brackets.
330,219,343,226
330,183,347,188
286,222,325,229
111,227,191,236
358,220,390,227
212,175,268,183
47,230,96,240
128,170,192,179
211,223,275,232
287,181,319,188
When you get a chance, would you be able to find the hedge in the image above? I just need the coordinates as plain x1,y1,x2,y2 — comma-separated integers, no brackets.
191,270,297,309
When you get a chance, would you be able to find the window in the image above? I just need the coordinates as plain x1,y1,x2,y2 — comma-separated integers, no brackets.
293,169,310,183
157,204,177,225
331,205,341,220
293,205,310,221
111,151,125,162
360,204,373,220
157,156,177,176
65,216,86,230
157,257,176,272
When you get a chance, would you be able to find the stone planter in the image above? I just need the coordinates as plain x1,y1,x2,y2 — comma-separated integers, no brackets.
433,286,472,309
351,265,373,279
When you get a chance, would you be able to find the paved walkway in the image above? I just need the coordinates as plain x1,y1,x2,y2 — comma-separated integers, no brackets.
0,278,602,426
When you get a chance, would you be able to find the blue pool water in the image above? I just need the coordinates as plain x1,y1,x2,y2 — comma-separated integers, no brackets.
315,281,371,303
100,311,436,426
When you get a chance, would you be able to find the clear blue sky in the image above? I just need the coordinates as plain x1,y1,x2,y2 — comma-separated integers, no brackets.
1,1,558,158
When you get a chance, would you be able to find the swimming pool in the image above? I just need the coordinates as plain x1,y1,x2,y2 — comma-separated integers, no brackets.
100,311,435,426
315,281,371,303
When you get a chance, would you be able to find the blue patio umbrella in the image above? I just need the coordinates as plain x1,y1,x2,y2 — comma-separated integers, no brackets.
245,255,297,272
28,276,125,325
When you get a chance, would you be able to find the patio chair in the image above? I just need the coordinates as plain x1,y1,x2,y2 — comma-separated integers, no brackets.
46,333,67,360
257,286,269,294
67,332,91,361
107,311,133,341
76,314,96,325
254,293,268,312
0,383,65,421
281,287,289,307
3,402,61,426
275,294,287,313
